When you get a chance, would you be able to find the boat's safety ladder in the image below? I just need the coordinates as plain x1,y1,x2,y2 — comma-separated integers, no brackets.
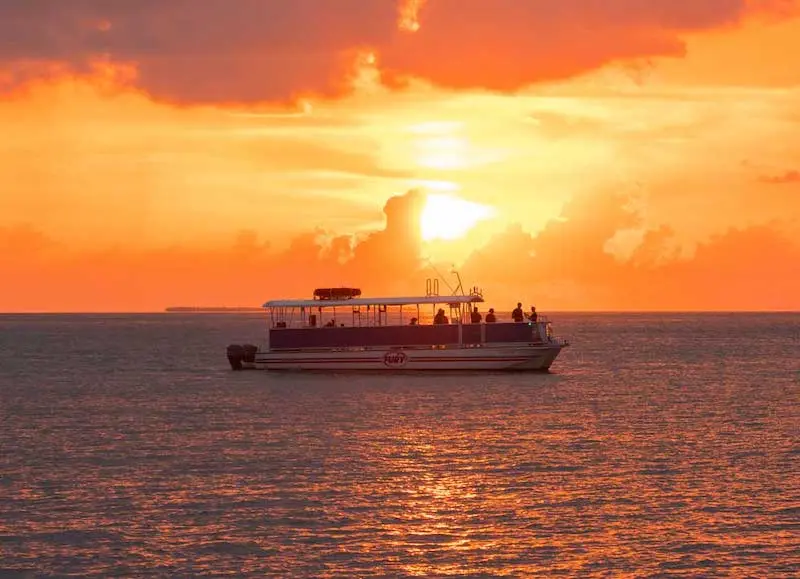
426,278,440,297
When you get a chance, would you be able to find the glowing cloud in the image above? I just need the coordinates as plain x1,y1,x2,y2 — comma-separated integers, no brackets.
420,194,495,241
398,0,426,32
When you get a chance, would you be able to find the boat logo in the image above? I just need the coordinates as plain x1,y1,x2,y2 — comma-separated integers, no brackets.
383,351,408,367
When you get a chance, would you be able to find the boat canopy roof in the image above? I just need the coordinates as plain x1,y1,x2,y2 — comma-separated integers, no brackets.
263,294,484,308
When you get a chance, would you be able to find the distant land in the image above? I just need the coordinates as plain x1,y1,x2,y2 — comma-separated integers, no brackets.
165,306,263,312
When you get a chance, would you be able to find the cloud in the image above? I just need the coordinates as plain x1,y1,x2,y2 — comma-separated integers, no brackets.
759,169,800,183
378,0,798,93
239,137,411,180
2,189,798,312
0,0,398,103
343,189,427,288
246,190,427,298
0,0,796,103
0,190,429,311
460,190,800,311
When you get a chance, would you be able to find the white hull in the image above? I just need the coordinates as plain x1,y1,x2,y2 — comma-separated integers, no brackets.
245,343,564,372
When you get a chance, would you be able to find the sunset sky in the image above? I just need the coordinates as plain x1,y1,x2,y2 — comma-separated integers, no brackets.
1,0,799,311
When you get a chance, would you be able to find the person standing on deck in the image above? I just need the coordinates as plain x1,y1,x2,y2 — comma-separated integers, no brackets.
528,306,538,322
485,308,497,323
470,307,482,324
512,302,524,322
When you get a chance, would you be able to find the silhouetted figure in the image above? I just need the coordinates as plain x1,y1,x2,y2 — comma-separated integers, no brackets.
512,302,524,322
309,314,317,327
470,307,482,324
434,308,449,325
528,306,538,322
325,319,335,327
410,317,418,326
485,308,497,323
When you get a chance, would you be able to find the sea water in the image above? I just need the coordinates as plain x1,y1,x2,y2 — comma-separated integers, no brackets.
1,313,798,577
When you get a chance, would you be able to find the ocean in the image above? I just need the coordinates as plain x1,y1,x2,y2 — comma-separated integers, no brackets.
1,312,798,577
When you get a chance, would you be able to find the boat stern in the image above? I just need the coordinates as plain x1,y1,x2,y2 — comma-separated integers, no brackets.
226,343,259,370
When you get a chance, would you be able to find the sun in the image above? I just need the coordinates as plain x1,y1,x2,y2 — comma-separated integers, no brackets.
420,194,495,241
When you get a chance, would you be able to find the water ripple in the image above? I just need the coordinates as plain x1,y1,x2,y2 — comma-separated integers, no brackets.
0,312,798,577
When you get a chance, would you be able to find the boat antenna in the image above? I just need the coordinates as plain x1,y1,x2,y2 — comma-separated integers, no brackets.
452,269,465,296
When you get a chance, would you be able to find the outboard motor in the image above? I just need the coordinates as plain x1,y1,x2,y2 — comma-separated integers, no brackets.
227,344,245,370
242,344,258,364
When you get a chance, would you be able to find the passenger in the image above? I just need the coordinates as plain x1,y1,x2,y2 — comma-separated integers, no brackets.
528,306,538,322
308,314,317,327
485,308,497,323
470,306,482,324
433,308,449,325
409,317,418,326
512,302,524,322
325,319,335,327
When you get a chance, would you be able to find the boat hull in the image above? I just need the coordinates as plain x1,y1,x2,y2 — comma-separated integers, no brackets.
245,344,565,372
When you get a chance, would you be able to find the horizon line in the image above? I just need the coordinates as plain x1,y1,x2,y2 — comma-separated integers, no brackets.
0,309,798,315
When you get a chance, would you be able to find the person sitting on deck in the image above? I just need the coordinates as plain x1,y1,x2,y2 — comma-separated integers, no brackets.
325,319,336,327
512,302,524,322
527,306,538,322
409,317,418,326
470,307,482,324
485,308,497,323
433,308,449,325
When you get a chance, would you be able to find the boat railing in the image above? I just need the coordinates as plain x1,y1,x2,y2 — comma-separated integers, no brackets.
269,313,556,330
268,321,548,350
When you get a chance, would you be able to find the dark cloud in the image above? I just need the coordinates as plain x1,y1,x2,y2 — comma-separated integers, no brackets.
0,0,796,103
0,0,398,103
381,0,796,92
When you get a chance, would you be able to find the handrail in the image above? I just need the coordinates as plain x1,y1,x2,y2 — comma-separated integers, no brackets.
425,278,440,297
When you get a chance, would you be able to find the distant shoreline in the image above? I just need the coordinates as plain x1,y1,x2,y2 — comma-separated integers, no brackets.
0,309,796,315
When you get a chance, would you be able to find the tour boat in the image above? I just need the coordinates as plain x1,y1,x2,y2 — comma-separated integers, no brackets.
226,278,569,372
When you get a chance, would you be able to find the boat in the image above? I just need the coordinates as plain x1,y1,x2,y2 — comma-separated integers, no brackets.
226,277,569,372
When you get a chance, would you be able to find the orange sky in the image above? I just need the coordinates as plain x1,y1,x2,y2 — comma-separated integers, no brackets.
1,0,799,312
